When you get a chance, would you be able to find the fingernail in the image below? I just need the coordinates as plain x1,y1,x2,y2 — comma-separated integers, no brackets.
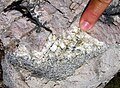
80,20,91,31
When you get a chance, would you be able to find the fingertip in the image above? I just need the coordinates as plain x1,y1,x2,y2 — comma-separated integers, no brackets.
79,19,93,31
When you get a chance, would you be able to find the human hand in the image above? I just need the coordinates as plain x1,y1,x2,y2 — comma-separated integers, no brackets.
79,0,113,31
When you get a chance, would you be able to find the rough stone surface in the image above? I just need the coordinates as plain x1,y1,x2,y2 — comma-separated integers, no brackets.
0,0,120,88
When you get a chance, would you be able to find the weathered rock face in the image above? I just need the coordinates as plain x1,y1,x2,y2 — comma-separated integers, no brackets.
0,0,120,88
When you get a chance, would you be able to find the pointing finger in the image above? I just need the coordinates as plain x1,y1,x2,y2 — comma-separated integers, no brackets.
79,0,113,31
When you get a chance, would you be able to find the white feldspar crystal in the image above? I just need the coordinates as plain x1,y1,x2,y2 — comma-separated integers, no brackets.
50,43,58,52
59,42,66,49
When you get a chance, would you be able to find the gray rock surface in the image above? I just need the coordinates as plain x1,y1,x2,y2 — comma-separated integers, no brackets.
0,0,120,88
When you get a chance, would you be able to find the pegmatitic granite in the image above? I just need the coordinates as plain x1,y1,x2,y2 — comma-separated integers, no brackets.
0,0,120,88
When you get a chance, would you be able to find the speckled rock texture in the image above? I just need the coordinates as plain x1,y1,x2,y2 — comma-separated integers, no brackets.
0,0,120,88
